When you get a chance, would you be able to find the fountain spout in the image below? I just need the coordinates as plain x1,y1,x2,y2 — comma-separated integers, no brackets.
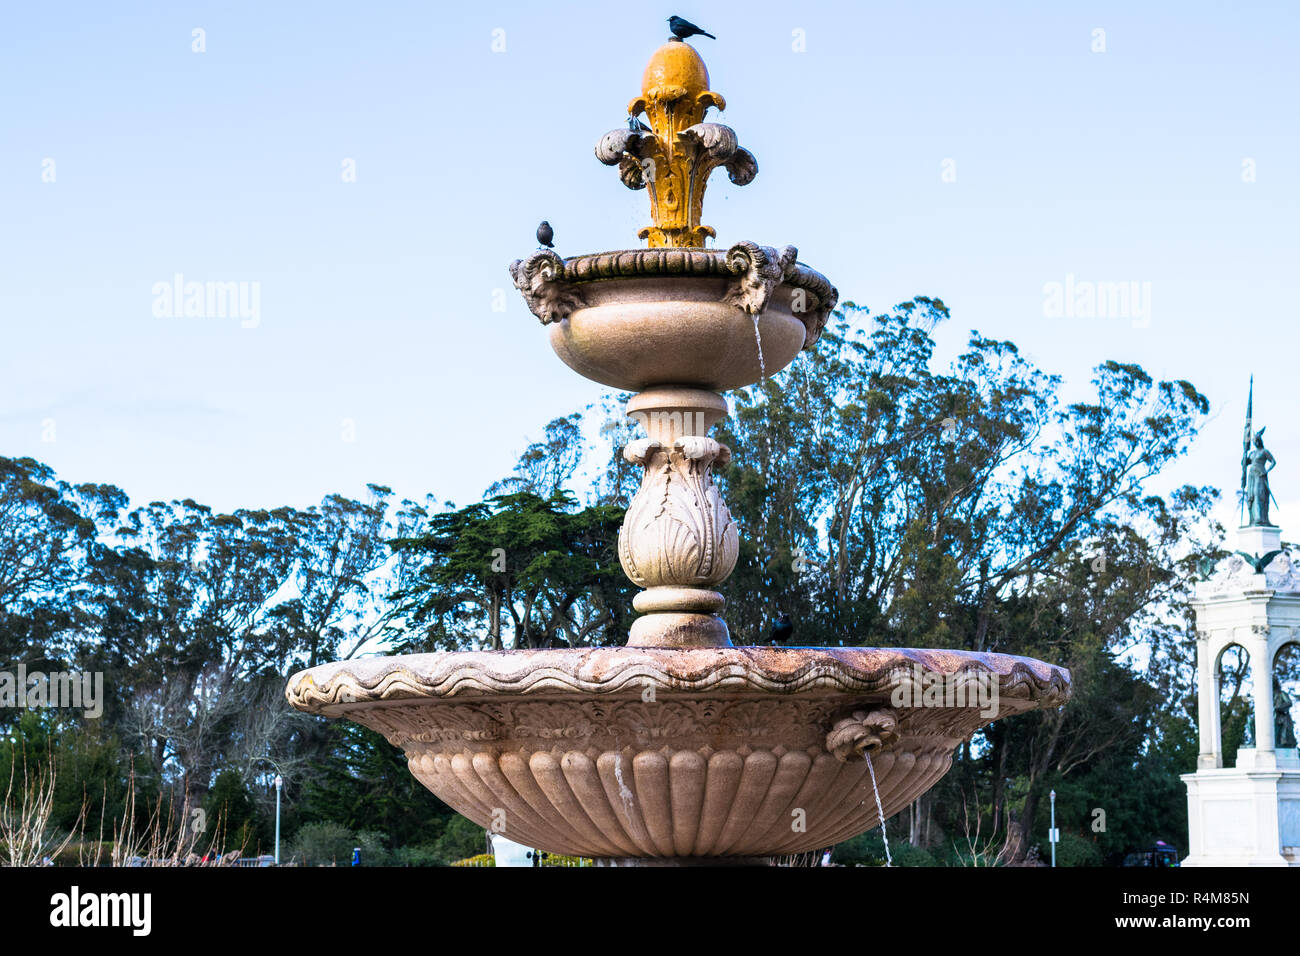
826,710,903,762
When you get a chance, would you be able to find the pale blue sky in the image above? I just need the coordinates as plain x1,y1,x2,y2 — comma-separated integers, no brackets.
2,0,1298,529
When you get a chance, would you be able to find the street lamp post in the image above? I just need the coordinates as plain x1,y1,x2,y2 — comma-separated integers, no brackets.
252,757,286,866
274,774,283,865
1049,789,1057,868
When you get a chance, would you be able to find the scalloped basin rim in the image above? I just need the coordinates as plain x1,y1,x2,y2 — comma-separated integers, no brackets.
285,646,1071,859
557,246,833,289
287,645,1071,714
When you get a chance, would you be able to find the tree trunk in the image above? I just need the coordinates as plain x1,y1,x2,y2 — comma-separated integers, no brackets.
489,588,501,650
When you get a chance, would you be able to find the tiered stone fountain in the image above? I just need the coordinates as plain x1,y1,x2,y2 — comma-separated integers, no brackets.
286,37,1071,864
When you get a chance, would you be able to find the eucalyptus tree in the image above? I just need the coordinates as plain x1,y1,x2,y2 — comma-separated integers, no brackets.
713,300,1215,860
268,485,426,670
486,414,586,500
0,456,124,683
76,485,411,803
75,498,300,800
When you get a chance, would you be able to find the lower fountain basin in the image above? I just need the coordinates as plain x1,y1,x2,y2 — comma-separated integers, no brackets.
286,646,1070,860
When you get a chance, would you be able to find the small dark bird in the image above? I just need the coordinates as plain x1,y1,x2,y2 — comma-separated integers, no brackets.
536,221,554,249
770,613,794,645
668,15,715,41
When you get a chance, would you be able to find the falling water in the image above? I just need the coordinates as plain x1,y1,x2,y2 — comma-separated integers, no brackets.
864,752,892,867
613,754,636,815
752,314,774,468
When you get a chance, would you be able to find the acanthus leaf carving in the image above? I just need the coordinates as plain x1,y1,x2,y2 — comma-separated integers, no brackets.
725,147,758,186
595,128,652,190
371,698,848,750
623,437,662,466
618,435,738,589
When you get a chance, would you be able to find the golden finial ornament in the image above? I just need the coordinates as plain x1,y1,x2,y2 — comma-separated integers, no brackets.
596,39,757,248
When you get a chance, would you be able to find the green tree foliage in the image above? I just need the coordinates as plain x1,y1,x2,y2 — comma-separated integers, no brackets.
0,459,421,854
389,491,632,650
0,457,123,678
291,821,355,866
205,769,268,853
296,722,448,849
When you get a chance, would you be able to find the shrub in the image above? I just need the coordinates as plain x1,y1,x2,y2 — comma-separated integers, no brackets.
890,842,937,867
291,821,354,866
354,829,390,866
834,831,887,866
391,843,443,867
433,815,486,863
1050,831,1104,867
834,831,936,866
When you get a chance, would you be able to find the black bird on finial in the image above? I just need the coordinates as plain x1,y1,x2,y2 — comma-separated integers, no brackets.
668,15,715,41
770,612,794,645
536,221,554,249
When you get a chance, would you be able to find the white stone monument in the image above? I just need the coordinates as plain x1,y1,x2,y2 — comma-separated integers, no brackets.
1182,400,1300,865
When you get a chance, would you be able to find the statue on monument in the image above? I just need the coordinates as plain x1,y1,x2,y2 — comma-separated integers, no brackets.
1243,431,1277,526
1274,676,1297,750
1240,377,1278,527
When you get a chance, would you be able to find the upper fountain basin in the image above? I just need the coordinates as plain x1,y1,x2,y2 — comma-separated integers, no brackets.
509,243,838,393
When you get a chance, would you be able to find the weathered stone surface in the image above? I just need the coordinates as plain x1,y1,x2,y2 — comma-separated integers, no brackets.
287,647,1070,858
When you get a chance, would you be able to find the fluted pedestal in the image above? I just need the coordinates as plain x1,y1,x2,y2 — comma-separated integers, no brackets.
618,387,738,647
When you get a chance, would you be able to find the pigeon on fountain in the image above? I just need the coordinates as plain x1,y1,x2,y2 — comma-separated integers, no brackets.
770,612,794,644
536,221,554,249
668,16,715,41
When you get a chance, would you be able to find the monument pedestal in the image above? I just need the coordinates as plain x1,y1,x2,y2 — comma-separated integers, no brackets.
1183,519,1300,867
1181,750,1300,867
1236,524,1281,556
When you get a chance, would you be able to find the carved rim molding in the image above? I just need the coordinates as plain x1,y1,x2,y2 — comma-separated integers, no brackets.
508,243,839,350
286,646,1071,716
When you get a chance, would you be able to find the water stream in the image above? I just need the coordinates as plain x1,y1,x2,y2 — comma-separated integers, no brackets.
613,754,637,815
751,314,766,380
864,753,892,866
